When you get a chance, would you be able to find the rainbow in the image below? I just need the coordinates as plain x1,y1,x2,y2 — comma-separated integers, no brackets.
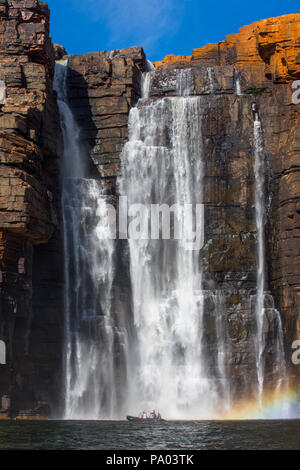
216,388,300,420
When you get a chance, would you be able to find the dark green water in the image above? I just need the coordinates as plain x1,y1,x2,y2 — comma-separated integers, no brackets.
0,420,299,450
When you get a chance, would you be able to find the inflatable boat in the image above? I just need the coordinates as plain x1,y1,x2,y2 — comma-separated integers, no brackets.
126,415,165,422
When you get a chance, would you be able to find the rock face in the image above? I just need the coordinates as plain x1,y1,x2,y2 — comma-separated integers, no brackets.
63,14,300,397
143,67,286,398
66,47,147,193
149,14,300,392
0,1,299,417
0,0,63,417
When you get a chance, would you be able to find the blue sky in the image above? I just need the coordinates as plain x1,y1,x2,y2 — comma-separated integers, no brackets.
47,0,299,62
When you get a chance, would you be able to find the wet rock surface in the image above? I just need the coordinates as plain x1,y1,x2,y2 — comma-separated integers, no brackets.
143,15,300,393
66,47,147,193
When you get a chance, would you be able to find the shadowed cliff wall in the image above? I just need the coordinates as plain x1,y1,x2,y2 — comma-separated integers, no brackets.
0,0,63,417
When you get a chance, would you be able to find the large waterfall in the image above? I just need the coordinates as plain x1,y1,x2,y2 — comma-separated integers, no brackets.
54,61,127,419
118,69,228,419
54,57,289,420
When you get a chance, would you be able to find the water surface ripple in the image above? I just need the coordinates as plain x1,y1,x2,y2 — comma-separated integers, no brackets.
0,420,299,450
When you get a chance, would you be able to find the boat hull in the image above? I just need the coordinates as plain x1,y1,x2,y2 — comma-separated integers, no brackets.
126,415,164,422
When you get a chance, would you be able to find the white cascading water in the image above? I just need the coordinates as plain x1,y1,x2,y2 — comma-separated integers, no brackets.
141,59,155,99
176,68,194,96
253,111,266,404
253,109,287,411
54,60,126,419
207,67,215,93
119,68,225,419
235,68,242,95
53,55,289,419
212,291,231,413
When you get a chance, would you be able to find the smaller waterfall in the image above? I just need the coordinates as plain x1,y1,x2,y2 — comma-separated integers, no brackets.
266,300,287,395
253,108,287,411
207,67,215,93
235,68,242,95
236,79,242,96
54,60,126,419
141,60,155,99
176,68,194,96
107,49,116,59
213,292,231,412
54,60,86,178
253,110,265,404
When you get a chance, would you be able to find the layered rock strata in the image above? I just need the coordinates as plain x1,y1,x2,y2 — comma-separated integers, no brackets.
66,48,147,193
0,0,63,417
64,14,300,396
150,14,300,392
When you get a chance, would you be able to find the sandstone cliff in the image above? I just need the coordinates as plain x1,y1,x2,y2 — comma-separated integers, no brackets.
63,13,300,396
153,13,300,391
66,47,147,192
0,0,63,417
154,14,300,82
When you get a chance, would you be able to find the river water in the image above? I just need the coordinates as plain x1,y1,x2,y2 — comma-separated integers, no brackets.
0,420,299,450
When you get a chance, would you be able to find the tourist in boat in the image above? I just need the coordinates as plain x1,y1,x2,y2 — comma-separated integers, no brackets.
136,410,161,420
127,412,163,422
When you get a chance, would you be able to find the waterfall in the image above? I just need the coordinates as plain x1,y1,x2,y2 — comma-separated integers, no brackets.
53,54,290,419
253,109,287,411
176,68,194,96
118,68,225,419
213,291,231,412
235,68,242,95
253,111,266,404
141,60,155,99
54,61,125,419
207,67,215,93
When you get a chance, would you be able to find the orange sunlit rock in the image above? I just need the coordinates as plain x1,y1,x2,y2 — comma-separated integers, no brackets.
154,13,300,82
